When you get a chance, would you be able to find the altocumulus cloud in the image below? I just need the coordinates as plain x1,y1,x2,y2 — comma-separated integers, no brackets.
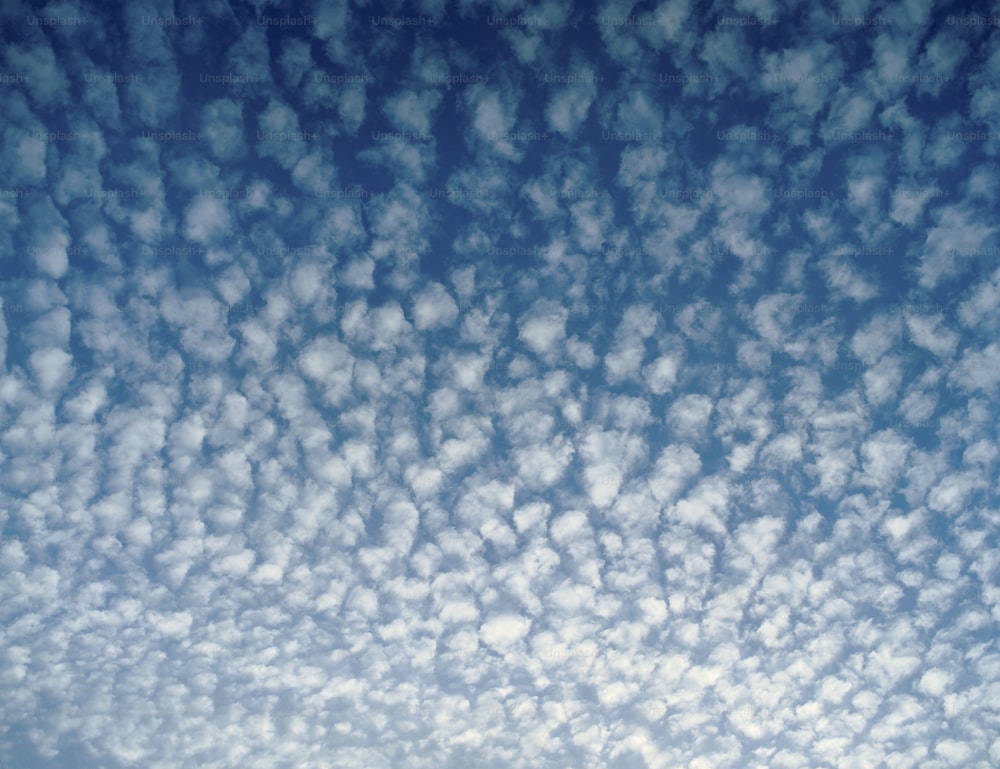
1,2,1000,769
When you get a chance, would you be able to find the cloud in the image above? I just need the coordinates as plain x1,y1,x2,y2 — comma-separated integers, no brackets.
948,342,1000,394
25,196,72,278
545,71,597,136
2,7,999,769
28,347,74,394
649,444,702,505
5,39,70,109
467,86,521,159
201,98,246,160
184,196,231,244
518,298,568,359
412,282,459,331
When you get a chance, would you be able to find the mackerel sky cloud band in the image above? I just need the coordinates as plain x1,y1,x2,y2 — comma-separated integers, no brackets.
0,1,999,769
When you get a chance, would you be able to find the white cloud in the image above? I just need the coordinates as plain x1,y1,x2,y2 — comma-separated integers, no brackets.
201,98,246,160
667,394,715,442
917,668,953,697
649,445,702,505
480,613,531,653
545,77,597,136
518,299,568,359
29,347,73,395
821,255,879,303
412,282,459,330
26,198,71,278
3,9,998,769
5,40,70,109
469,87,519,158
905,312,959,358
948,342,1000,394
643,354,680,394
298,336,354,405
584,463,624,508
383,88,442,135
184,196,231,244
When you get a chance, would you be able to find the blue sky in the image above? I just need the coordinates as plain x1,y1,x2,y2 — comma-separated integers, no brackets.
1,0,999,767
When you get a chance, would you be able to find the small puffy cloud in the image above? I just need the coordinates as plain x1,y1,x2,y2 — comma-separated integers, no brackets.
342,257,376,289
649,445,702,505
918,205,995,289
890,186,939,226
545,77,597,136
613,88,665,135
669,478,728,535
468,87,519,158
820,255,879,303
201,98,246,160
518,299,568,359
857,430,910,489
298,336,354,405
905,313,959,358
917,668,953,697
515,438,574,489
760,41,841,116
710,162,771,220
948,342,1000,394
566,336,597,369
5,40,70,109
213,548,256,578
667,394,714,441
148,611,193,639
862,355,905,407
26,197,72,278
958,267,1000,332
583,463,624,508
159,293,235,363
643,354,680,394
850,313,902,364
184,196,231,244
29,347,74,395
251,563,284,585
383,88,442,135
412,282,459,330
549,509,591,546
63,380,107,422
480,613,531,653
370,302,411,351
256,98,310,169
288,261,328,306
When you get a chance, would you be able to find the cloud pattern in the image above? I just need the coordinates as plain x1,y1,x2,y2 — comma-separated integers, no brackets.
1,1,999,768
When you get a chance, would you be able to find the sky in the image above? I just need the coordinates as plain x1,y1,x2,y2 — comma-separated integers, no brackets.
1,0,999,767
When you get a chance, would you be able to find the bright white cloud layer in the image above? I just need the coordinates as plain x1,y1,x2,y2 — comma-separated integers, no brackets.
1,3,999,769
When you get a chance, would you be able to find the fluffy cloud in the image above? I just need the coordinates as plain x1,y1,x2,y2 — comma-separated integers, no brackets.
1,6,997,769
